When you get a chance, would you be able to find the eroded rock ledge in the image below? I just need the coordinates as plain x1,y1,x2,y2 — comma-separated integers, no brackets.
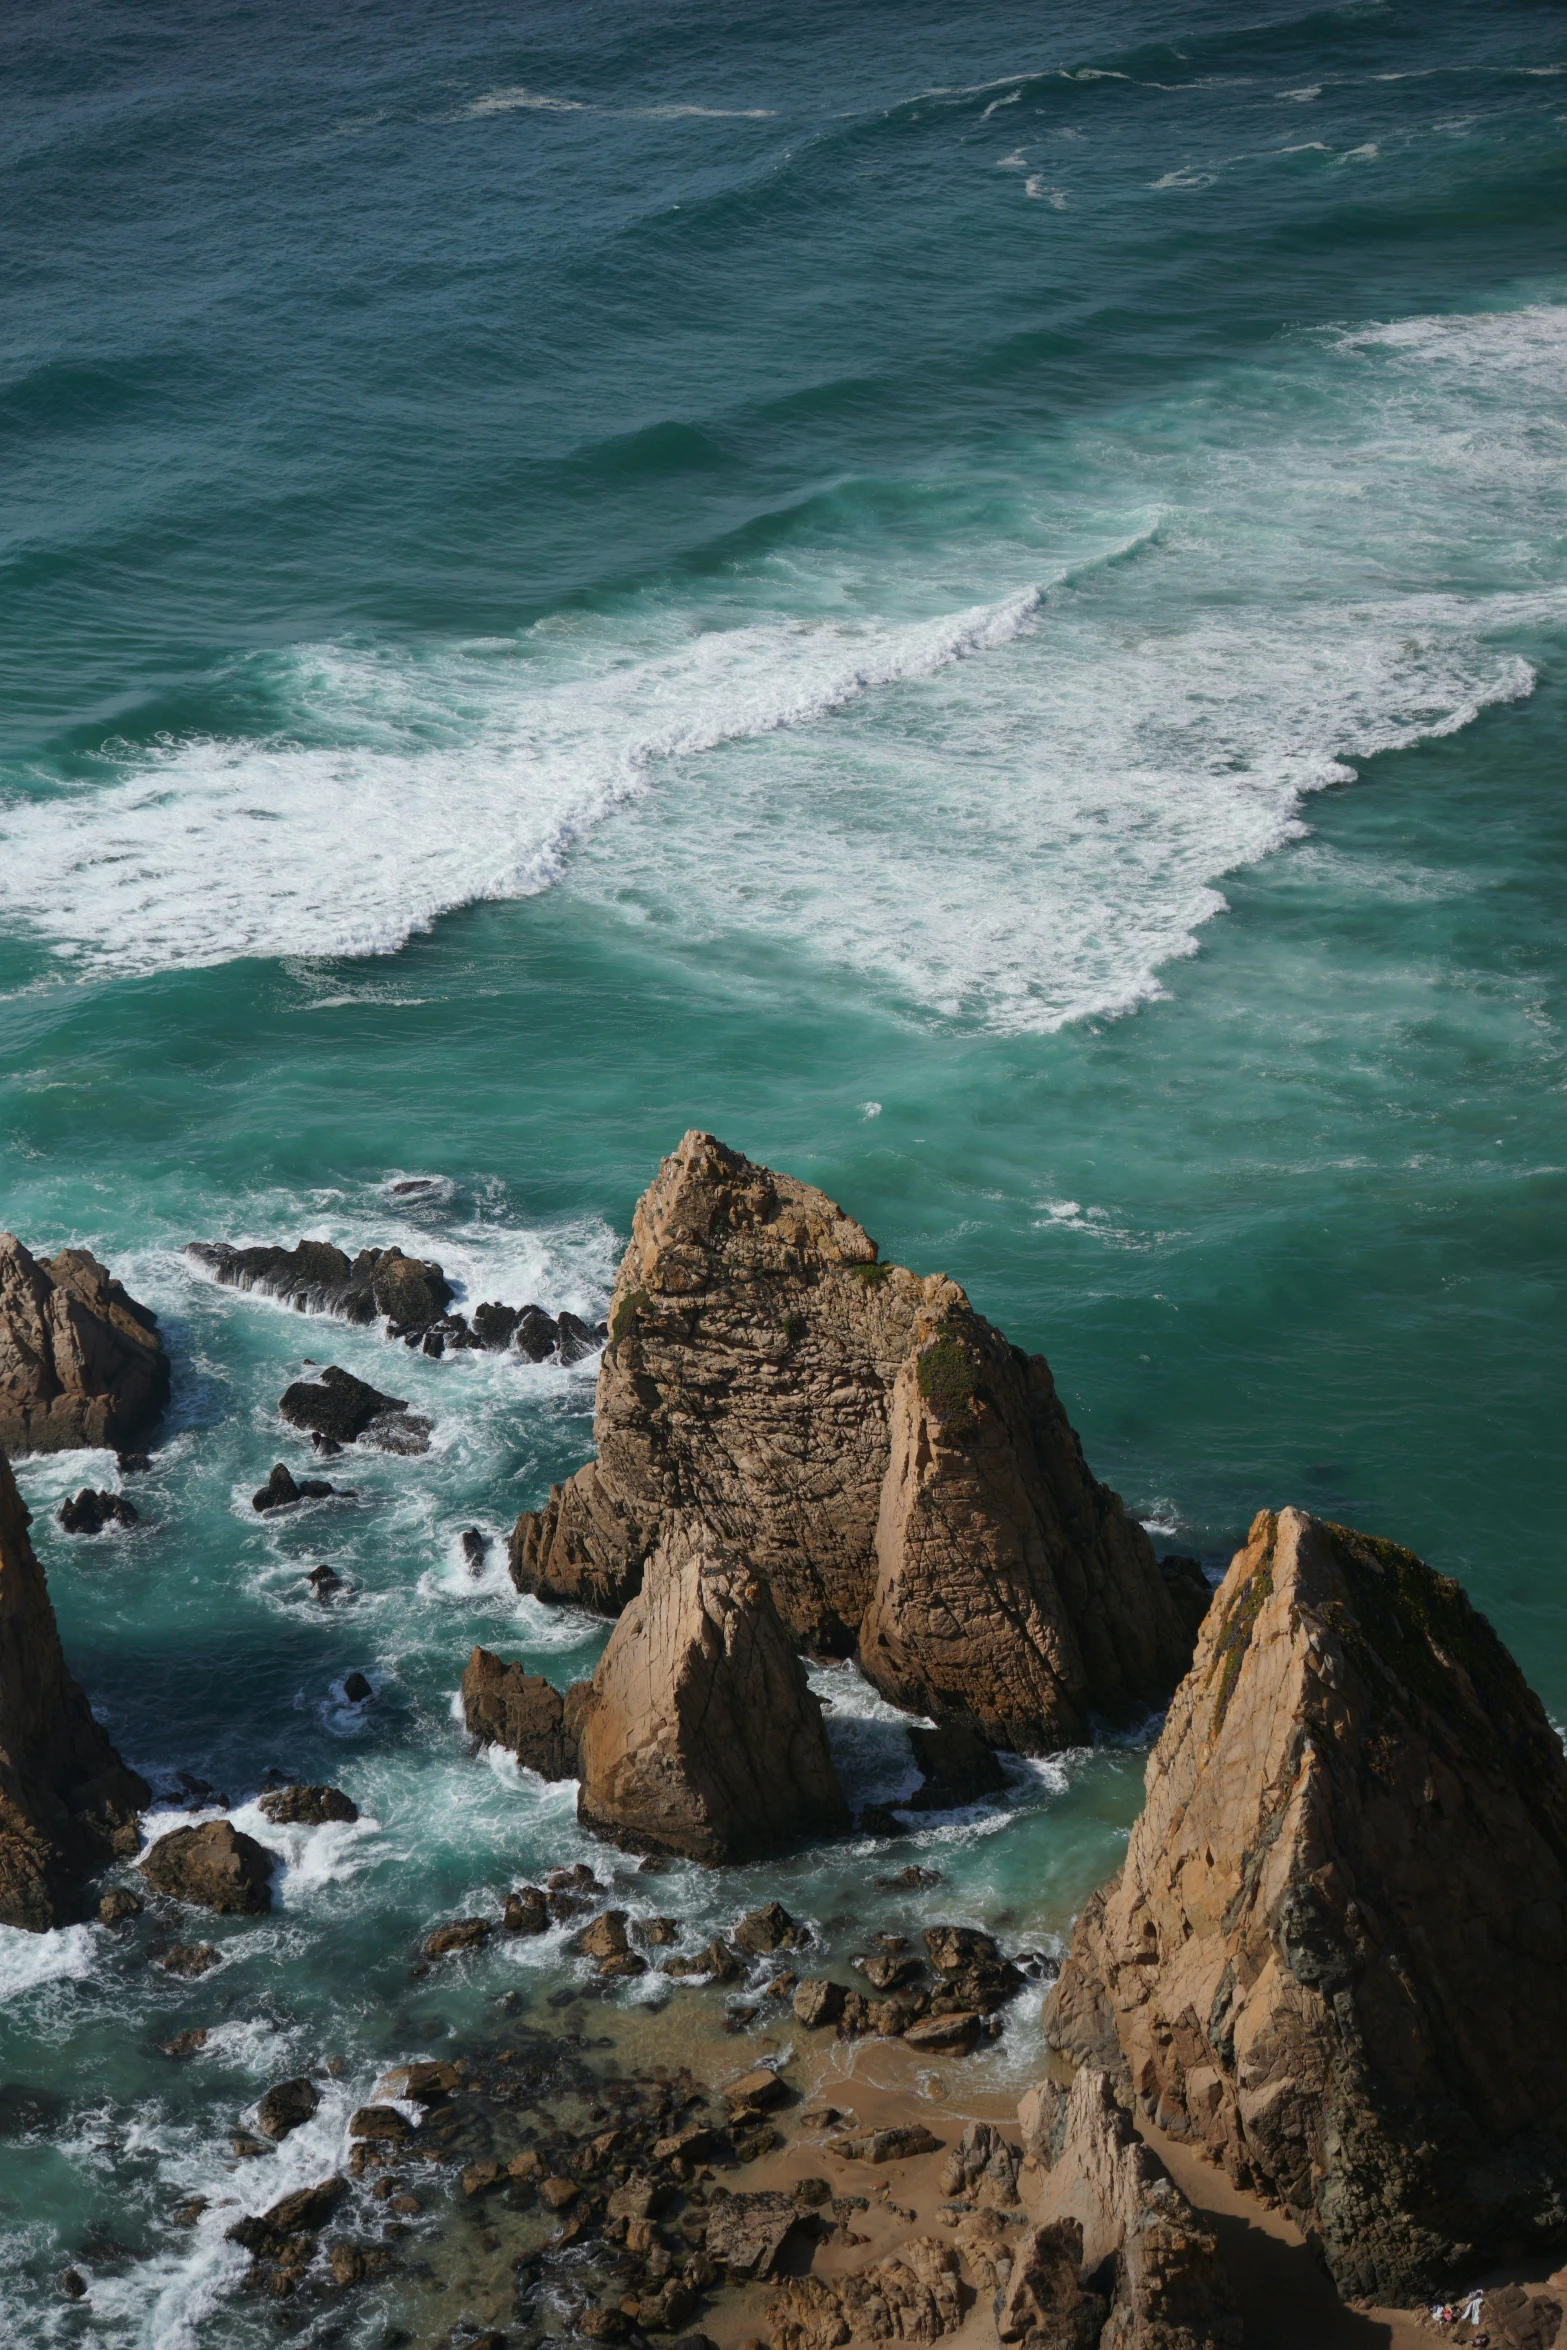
1043,1504,1567,2304
0,1445,148,1929
510,1132,1198,1754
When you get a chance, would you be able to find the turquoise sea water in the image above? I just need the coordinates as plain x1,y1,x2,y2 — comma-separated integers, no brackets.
2,1,1566,2338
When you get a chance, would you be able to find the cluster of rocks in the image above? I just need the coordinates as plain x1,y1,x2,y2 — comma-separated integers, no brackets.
0,1446,149,1929
186,1234,606,1365
511,1134,1200,1734
0,1233,169,1456
251,1461,342,1512
57,1487,139,1535
491,1133,1207,1867
1001,2066,1240,2350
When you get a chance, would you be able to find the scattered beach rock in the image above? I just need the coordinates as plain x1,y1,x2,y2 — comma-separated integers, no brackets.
664,1937,742,1982
902,2012,980,2055
257,1782,357,1827
140,1821,273,1915
277,1366,431,1454
154,1941,219,1976
576,1512,849,1863
1045,1506,1567,2303
826,2125,944,2164
705,2187,807,2281
732,1900,796,1955
768,2232,962,2349
508,1133,1196,1753
1012,2065,1239,2349
251,1461,338,1513
160,2027,209,2058
422,1915,490,1958
503,1886,548,1935
0,1234,170,1455
460,1646,583,1780
793,1979,847,2029
0,1446,150,1930
723,2067,789,2119
57,1488,138,1534
226,2174,347,2257
256,2077,320,2141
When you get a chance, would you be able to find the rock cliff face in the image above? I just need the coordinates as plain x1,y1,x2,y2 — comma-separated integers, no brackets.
1003,2066,1240,2349
574,1513,849,1863
0,1446,148,1928
0,1234,170,1456
1044,1506,1567,2303
511,1133,1195,1751
460,1647,584,1781
863,1303,1196,1750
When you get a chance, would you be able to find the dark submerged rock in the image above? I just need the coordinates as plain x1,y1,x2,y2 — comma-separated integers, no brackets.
256,2077,320,2141
277,1365,430,1453
906,1720,1007,1809
187,1238,452,1332
251,1461,339,1513
257,1782,357,1827
57,1488,138,1535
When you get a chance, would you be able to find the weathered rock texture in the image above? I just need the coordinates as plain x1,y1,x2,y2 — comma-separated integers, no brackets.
1005,2067,1239,2349
1044,1506,1567,2303
574,1512,850,1863
187,1238,452,1331
0,1234,169,1456
510,1133,1195,1750
0,1447,148,1928
140,1818,273,1914
460,1646,584,1781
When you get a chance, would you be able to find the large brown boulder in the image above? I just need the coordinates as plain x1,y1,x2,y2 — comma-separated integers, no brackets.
0,1235,169,1456
0,1447,149,1928
140,1818,273,1914
575,1513,849,1863
510,1133,1194,1748
862,1302,1194,1750
460,1646,583,1780
1003,2066,1239,2349
1044,1506,1567,2304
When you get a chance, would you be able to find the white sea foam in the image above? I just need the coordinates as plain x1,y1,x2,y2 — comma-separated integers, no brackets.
0,1920,97,1997
1,301,1562,1034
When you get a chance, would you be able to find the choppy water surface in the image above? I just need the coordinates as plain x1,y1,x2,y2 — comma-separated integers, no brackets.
2,0,1566,2339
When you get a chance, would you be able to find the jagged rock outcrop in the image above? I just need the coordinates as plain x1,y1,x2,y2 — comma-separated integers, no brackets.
188,1238,452,1331
1004,2067,1240,2349
509,1133,1196,1750
574,1513,850,1863
0,1235,169,1456
140,1818,273,1913
0,1447,148,1928
1044,1506,1567,2304
460,1647,584,1781
277,1367,431,1455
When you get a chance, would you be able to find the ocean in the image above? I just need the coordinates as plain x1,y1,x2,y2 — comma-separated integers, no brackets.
2,0,1565,2339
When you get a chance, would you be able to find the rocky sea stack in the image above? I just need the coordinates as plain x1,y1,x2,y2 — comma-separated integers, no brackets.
0,1234,169,1456
511,1131,1199,1753
1043,1504,1567,2302
575,1513,850,1862
0,1445,148,1929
